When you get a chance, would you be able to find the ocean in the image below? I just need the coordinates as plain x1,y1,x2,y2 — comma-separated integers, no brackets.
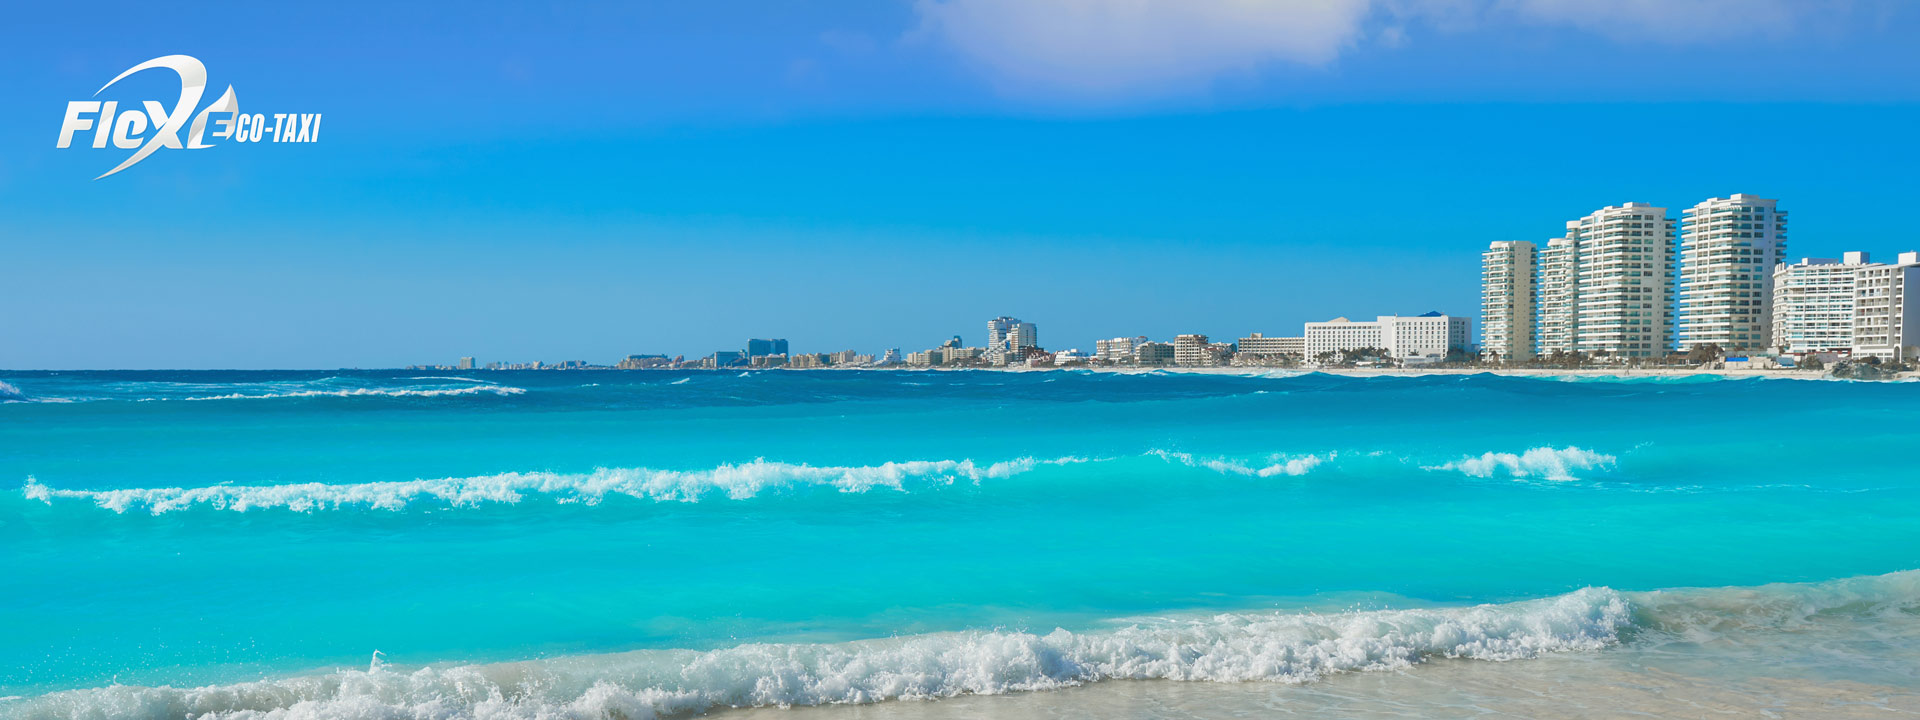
2,369,1918,719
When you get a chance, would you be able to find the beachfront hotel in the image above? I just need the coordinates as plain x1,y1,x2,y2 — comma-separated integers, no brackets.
1481,240,1536,361
1172,334,1211,367
1134,341,1175,365
1168,335,1234,367
1772,253,1873,355
1305,313,1470,363
1852,252,1920,360
1095,336,1147,363
1236,333,1305,364
1679,195,1787,353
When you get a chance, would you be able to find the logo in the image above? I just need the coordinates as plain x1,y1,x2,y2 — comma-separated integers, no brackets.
55,55,320,179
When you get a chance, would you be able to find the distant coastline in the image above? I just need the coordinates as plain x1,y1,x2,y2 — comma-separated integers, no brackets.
924,365,1920,381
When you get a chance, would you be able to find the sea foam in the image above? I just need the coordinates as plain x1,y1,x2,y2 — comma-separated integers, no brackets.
20,446,1635,514
1149,449,1326,477
4,587,1633,720
181,385,525,401
20,457,1087,514
1428,446,1615,481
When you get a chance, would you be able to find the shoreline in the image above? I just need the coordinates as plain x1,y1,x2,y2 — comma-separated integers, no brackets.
6,366,1918,382
910,364,1920,381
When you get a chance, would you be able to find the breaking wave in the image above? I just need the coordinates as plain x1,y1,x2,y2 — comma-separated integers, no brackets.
4,585,1638,720
17,446,1635,515
0,380,30,402
1428,447,1615,481
20,457,1089,514
1149,449,1326,477
21,569,1913,720
180,385,526,401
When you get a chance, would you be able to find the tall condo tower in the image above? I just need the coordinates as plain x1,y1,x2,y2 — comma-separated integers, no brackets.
1679,194,1787,353
985,316,1037,365
1537,203,1675,358
1771,252,1872,355
1537,237,1579,356
1852,252,1920,361
1481,240,1537,361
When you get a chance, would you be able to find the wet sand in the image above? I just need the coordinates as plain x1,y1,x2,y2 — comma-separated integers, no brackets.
719,651,1920,720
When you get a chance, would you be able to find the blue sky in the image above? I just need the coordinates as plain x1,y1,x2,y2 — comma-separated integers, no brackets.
3,1,1918,368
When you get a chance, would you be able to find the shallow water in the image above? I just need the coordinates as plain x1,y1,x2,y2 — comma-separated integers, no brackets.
3,369,1918,718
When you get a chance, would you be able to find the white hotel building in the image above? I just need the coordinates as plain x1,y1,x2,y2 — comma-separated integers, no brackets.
1305,313,1470,363
1771,252,1873,355
1537,202,1674,359
1173,334,1212,367
1853,252,1920,361
1095,336,1146,363
1235,333,1305,363
1481,240,1536,361
1679,194,1787,353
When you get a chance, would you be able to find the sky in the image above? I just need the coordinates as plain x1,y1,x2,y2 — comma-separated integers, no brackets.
3,0,1919,369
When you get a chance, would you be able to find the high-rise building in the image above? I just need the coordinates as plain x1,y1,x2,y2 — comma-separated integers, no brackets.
1679,194,1787,353
1772,253,1873,355
1173,334,1214,367
456,357,476,370
1384,312,1471,362
1304,317,1383,359
1094,336,1145,363
1481,241,1536,362
1536,203,1675,358
1853,252,1920,361
746,339,789,358
985,316,1037,365
1234,333,1304,365
615,354,670,369
1537,236,1579,355
1133,341,1175,366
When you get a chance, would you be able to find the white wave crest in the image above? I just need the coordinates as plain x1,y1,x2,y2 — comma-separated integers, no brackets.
182,385,525,401
17,446,1630,516
1428,446,1615,481
6,588,1630,720
1150,449,1326,477
20,457,1086,514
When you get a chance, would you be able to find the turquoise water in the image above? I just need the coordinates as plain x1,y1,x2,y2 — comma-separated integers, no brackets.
3,370,1919,718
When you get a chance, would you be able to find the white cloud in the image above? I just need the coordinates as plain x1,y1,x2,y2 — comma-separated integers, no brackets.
911,0,1840,101
912,0,1377,98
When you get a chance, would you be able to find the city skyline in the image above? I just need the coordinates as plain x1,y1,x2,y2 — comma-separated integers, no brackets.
1483,193,1919,363
11,185,1906,370
69,188,1894,370
6,2,1920,369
